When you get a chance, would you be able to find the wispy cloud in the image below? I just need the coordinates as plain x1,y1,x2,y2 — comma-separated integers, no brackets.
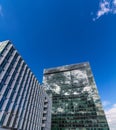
93,0,116,21
0,4,3,17
103,100,111,107
105,103,116,130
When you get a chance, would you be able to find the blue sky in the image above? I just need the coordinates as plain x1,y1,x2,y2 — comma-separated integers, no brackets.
0,0,116,129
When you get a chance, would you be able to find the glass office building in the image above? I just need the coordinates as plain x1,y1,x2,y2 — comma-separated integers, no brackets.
0,41,51,130
43,63,109,130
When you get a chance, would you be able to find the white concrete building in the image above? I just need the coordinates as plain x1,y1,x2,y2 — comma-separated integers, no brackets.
0,41,51,130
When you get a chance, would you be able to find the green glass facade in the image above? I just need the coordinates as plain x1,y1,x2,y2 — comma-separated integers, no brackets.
43,62,109,130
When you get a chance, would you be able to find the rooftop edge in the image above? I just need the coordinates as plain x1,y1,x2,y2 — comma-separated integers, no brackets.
44,62,90,75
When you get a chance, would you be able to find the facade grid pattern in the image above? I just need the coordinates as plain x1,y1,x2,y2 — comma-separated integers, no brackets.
0,41,51,130
43,63,109,130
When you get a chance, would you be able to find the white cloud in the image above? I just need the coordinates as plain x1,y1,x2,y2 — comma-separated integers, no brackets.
93,0,116,20
97,1,110,18
105,104,116,130
0,4,3,17
113,104,116,107
113,0,116,5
